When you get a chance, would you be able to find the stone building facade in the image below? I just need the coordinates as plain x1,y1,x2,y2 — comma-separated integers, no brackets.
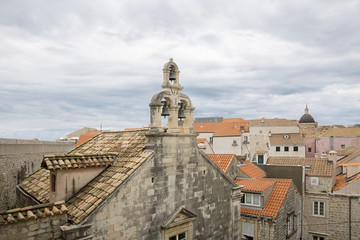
0,138,74,210
304,193,360,240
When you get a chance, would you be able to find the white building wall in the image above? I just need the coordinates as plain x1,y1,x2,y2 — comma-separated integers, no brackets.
269,145,306,157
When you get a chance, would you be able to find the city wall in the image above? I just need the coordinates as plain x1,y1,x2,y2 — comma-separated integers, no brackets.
0,138,74,210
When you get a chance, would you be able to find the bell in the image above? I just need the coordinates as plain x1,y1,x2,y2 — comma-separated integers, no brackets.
169,69,176,82
161,101,170,118
178,102,186,120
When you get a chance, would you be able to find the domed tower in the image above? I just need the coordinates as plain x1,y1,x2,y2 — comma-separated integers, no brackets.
299,105,317,128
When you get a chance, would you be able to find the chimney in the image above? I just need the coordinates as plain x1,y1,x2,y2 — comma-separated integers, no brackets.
327,150,337,188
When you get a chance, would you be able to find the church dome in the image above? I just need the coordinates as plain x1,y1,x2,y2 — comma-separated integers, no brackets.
299,105,315,123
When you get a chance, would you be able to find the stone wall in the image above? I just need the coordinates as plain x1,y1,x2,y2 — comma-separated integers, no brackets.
275,182,302,240
0,138,75,210
304,193,360,239
84,133,238,240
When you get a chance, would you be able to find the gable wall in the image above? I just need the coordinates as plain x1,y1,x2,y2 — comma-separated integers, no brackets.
86,134,237,240
275,182,302,240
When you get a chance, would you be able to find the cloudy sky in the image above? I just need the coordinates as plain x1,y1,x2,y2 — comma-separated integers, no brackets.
1,0,360,140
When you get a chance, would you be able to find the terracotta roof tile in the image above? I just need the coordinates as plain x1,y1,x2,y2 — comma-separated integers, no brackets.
0,201,67,225
236,178,275,192
207,154,235,172
236,178,292,218
337,146,360,165
42,153,118,170
269,133,304,145
249,118,297,127
320,128,360,137
194,118,249,137
18,168,50,203
267,157,333,177
238,161,266,178
75,130,101,147
333,173,360,191
339,161,360,167
65,130,153,224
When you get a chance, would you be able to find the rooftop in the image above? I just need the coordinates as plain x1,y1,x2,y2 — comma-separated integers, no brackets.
236,178,292,218
336,146,360,165
249,118,297,127
207,154,235,172
267,157,333,177
333,172,360,192
194,118,249,137
18,168,50,203
238,161,266,178
0,201,67,225
19,130,154,224
42,153,118,170
319,128,360,137
269,133,304,145
75,130,102,147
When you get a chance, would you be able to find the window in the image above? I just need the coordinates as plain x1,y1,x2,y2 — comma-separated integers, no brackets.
312,236,325,240
341,144,345,149
232,140,238,146
284,146,289,152
308,147,312,153
51,174,56,192
311,177,319,185
276,146,280,152
209,137,213,144
287,213,294,235
244,136,248,142
244,194,260,206
257,155,264,164
294,146,298,152
169,232,186,240
313,201,325,216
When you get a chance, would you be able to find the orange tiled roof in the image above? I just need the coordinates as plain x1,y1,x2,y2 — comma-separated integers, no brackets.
0,201,67,225
42,153,118,170
197,138,207,144
236,178,275,192
238,161,266,178
207,154,235,172
236,178,292,218
194,118,249,137
333,173,360,191
75,130,102,147
18,168,50,203
267,157,333,177
269,133,304,145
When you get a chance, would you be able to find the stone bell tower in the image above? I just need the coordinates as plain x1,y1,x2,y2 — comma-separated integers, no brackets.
149,58,195,134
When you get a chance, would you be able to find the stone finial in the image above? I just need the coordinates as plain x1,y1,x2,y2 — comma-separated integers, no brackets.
305,105,309,114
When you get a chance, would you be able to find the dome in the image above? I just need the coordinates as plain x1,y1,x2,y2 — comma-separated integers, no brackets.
299,105,315,123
